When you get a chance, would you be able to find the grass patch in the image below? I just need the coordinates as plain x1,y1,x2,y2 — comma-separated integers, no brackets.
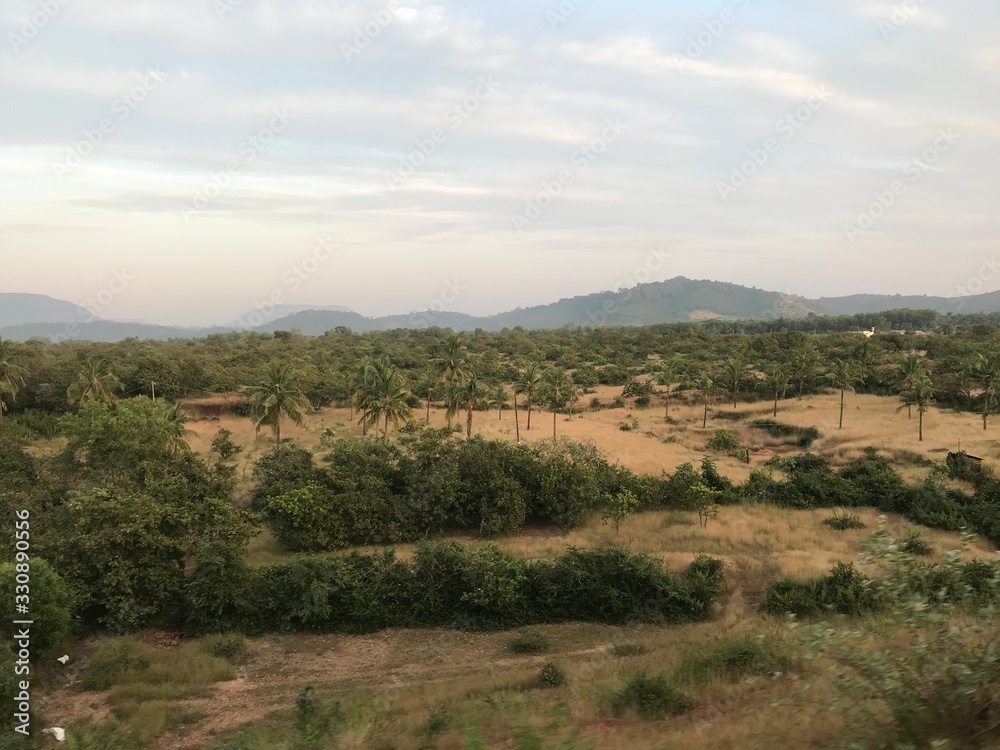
507,629,550,654
674,637,793,685
611,643,648,657
537,662,566,688
901,531,935,556
610,671,694,720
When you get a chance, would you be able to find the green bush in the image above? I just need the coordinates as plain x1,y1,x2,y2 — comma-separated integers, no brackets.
708,429,742,454
764,563,878,617
823,512,866,531
674,637,792,684
901,531,934,556
538,662,566,688
747,419,820,448
0,558,70,656
508,629,549,654
610,672,693,720
203,634,248,665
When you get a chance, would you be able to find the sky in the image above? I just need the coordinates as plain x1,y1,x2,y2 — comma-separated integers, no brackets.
1,0,999,326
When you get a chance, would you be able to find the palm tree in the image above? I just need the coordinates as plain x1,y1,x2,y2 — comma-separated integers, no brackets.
448,371,485,438
487,384,508,421
971,352,1000,431
655,359,681,420
694,372,717,429
67,359,123,407
791,348,819,400
826,358,863,430
515,362,542,431
246,361,310,444
539,367,575,438
760,363,790,418
363,357,413,440
721,354,751,409
432,335,468,428
163,403,195,454
415,372,438,425
897,373,934,442
0,340,29,418
894,354,927,419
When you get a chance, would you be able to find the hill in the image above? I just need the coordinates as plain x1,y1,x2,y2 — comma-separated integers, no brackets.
0,278,997,342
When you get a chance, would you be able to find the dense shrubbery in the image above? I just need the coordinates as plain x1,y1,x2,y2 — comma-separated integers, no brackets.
747,419,820,448
184,543,724,636
253,431,682,551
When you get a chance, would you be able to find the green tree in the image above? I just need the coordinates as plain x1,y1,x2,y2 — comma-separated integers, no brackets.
826,358,863,430
515,362,543,431
894,354,928,419
539,368,576,437
365,357,414,440
760,363,790,418
971,352,1000,431
897,373,934,442
791,347,820,400
687,482,719,528
721,354,751,409
67,358,123,407
488,384,509,421
655,359,681,420
247,361,310,444
449,370,485,439
163,403,194,454
0,339,29,418
602,489,638,533
210,428,242,461
694,372,717,429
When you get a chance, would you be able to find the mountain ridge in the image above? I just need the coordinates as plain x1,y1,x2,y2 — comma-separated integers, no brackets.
1,277,995,342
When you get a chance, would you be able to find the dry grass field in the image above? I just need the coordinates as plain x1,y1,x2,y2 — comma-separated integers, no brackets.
37,389,1000,749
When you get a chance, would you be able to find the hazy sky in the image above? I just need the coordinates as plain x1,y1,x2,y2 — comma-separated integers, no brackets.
2,0,999,326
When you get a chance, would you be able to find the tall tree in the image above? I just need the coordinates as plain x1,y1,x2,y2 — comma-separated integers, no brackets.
826,358,863,430
515,362,542,431
67,359,123,408
894,354,928,419
363,357,413,440
540,367,576,437
247,361,310,444
654,359,681,420
414,371,438,425
0,339,29,418
760,363,790,418
163,403,195,454
433,335,468,428
487,384,508,421
971,352,1000,431
694,372,717,429
897,373,934,442
448,370,485,439
721,354,751,409
790,347,819,400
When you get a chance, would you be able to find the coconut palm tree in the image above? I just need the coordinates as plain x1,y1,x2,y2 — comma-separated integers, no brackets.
515,362,542,431
721,354,751,409
163,403,195,454
539,367,575,438
363,357,413,440
448,370,485,438
432,335,468,427
0,339,29,418
894,354,928,419
67,359,123,408
897,373,934,442
760,363,790,418
247,361,310,444
693,372,717,429
826,358,863,430
487,384,508,421
655,359,681,420
791,348,819,400
971,352,1000,431
415,371,438,424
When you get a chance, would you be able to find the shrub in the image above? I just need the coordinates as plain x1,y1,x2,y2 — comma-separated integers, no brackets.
765,563,878,617
747,419,820,448
901,531,934,556
210,429,242,461
823,512,866,531
202,634,248,665
0,558,70,656
618,416,639,432
538,662,566,688
610,672,693,720
708,429,742,454
508,629,549,654
674,637,792,685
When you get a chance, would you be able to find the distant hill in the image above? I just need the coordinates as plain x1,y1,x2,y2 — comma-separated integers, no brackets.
0,293,97,329
0,278,996,342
